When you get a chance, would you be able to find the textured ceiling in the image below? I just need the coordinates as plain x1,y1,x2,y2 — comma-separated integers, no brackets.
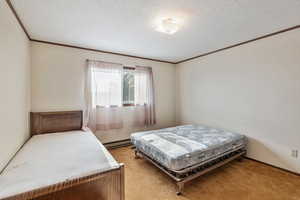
11,0,300,63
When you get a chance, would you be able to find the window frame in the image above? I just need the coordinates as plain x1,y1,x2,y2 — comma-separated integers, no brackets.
123,66,135,107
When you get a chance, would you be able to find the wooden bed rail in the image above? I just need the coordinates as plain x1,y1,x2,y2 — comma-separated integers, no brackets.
1,164,125,200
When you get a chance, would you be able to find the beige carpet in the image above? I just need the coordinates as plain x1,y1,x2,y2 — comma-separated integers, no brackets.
110,146,300,200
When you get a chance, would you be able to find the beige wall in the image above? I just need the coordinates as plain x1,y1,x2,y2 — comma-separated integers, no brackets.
176,28,300,173
8,0,298,173
31,42,176,143
0,1,31,171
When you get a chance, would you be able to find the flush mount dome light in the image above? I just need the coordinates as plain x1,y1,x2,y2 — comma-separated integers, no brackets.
157,18,180,35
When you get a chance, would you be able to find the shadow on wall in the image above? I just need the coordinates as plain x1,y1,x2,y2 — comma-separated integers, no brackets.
246,137,298,172
95,106,176,143
96,123,173,144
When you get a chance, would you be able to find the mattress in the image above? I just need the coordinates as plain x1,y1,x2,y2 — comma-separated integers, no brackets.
131,125,246,171
0,130,119,199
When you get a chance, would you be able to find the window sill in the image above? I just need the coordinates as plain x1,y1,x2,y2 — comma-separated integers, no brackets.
96,104,146,108
123,104,147,107
123,104,135,107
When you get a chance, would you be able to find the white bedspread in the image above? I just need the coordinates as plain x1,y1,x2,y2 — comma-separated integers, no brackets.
0,130,119,199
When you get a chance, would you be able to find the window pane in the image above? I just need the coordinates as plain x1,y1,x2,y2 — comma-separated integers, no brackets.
123,71,135,105
93,70,122,107
134,72,147,105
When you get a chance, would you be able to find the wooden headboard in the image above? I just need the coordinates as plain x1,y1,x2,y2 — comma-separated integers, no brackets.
30,111,83,136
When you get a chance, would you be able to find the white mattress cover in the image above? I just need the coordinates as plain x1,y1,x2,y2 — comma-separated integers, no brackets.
0,130,119,199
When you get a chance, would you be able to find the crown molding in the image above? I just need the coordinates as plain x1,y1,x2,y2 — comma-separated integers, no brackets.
176,25,300,64
5,0,175,65
5,0,31,40
6,0,300,65
30,39,176,64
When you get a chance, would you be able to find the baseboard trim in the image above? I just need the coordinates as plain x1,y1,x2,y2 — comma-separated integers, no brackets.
103,140,300,177
244,156,300,176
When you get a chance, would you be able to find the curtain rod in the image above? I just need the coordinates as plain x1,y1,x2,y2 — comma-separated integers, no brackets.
86,59,150,70
86,59,122,66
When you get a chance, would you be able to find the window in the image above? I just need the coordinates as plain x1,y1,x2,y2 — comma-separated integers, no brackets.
86,60,156,128
123,68,135,106
88,61,150,108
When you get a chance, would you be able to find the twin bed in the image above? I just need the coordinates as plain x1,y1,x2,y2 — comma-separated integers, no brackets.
0,111,124,200
131,125,247,195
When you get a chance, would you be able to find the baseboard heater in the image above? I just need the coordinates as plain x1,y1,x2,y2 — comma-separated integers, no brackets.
104,139,132,149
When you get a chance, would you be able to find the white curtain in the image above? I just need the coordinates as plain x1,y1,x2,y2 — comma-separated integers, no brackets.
85,60,124,131
133,66,156,126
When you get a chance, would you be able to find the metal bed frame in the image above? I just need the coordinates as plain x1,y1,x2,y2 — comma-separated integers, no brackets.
134,146,246,195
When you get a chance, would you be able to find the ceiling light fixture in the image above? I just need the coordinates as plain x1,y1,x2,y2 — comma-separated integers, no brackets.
156,18,180,35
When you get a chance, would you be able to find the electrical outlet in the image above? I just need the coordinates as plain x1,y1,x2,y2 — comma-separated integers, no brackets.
291,150,298,158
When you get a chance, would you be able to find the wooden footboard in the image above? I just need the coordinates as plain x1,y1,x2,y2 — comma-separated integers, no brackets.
2,164,125,200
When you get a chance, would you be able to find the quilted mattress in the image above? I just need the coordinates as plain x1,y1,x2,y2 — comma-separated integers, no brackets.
131,125,247,171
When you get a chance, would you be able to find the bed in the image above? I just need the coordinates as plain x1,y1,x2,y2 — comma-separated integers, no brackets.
131,124,247,195
0,111,124,200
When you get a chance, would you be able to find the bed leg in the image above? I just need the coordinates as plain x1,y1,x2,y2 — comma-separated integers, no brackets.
134,149,140,159
237,156,244,162
176,182,184,195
